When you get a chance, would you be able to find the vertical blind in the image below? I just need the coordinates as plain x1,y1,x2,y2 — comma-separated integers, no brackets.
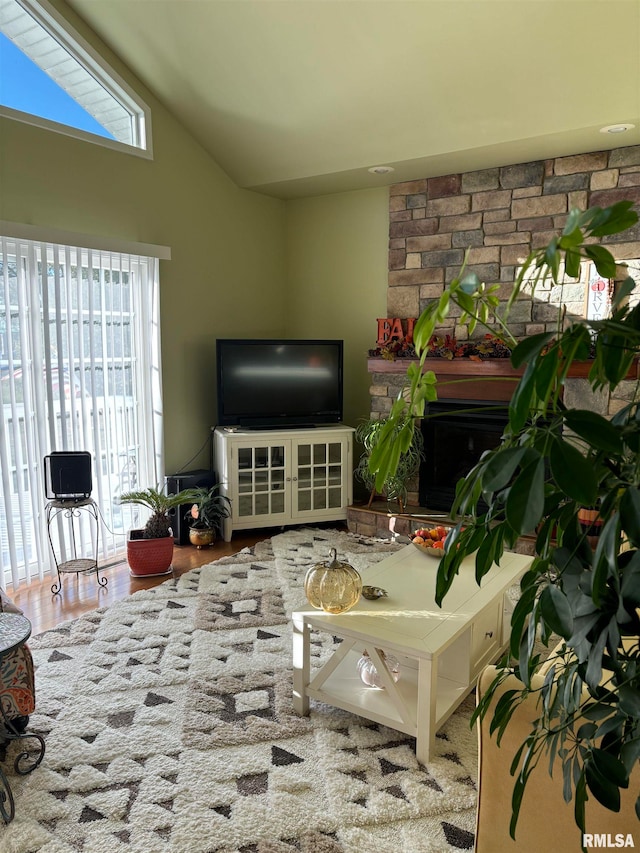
0,235,164,589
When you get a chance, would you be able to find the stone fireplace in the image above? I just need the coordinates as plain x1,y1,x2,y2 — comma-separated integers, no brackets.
366,353,639,515
364,143,640,514
368,356,524,508
419,398,508,511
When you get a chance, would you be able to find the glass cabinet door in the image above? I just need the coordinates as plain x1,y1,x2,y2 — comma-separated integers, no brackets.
294,440,345,514
235,443,287,519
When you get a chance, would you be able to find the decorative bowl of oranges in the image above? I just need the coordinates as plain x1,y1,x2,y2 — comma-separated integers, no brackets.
410,525,450,558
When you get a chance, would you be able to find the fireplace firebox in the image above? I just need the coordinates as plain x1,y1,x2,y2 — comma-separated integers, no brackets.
419,399,509,511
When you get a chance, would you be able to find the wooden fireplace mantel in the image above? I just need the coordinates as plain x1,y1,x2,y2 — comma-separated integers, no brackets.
368,357,523,401
367,357,639,403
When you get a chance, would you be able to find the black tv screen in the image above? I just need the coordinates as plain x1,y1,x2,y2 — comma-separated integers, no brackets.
216,339,344,428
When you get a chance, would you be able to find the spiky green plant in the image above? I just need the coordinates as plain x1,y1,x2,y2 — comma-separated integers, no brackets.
119,486,201,539
355,417,424,511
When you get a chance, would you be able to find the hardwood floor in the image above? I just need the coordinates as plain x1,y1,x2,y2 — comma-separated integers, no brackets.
9,529,275,636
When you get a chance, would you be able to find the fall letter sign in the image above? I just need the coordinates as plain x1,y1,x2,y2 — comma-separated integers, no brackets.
377,318,416,346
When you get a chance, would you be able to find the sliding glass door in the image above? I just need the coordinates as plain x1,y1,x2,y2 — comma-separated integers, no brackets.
0,236,164,589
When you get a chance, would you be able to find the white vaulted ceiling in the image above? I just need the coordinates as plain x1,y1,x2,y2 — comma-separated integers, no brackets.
64,0,640,198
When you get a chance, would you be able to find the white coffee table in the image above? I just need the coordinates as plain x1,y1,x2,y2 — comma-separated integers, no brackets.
292,544,532,763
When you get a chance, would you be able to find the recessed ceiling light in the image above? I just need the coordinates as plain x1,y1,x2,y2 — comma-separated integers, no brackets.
368,165,395,175
600,123,635,134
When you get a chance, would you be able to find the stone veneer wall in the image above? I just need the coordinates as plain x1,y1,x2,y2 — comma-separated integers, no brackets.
388,145,640,329
370,145,640,423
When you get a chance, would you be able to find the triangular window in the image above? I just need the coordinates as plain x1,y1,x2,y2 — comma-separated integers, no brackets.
0,0,151,155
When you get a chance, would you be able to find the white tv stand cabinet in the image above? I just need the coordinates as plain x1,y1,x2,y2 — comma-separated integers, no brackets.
214,425,354,541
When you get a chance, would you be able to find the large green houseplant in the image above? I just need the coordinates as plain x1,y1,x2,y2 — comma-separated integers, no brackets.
369,201,640,839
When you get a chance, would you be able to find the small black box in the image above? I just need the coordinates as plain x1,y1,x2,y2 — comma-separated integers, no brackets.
44,452,93,501
165,469,217,544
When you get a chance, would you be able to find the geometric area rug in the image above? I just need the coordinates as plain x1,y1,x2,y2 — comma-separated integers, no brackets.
2,528,479,852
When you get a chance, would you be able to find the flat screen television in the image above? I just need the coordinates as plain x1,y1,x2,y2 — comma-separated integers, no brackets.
216,338,344,428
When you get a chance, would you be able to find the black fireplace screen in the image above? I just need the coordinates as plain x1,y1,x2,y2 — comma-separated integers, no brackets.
419,399,509,511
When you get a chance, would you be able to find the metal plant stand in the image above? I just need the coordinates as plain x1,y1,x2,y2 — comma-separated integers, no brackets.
0,614,46,824
45,498,107,595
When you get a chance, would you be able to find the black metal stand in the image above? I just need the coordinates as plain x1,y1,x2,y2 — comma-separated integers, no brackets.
0,718,46,824
45,499,107,594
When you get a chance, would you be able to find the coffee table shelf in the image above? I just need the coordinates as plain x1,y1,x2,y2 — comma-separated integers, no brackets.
292,544,532,763
307,646,420,733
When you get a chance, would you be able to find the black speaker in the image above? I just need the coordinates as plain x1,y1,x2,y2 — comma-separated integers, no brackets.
44,452,92,501
165,469,217,545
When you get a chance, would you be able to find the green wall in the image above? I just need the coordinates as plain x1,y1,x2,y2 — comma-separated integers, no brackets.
0,1,286,474
0,0,389,480
284,188,389,430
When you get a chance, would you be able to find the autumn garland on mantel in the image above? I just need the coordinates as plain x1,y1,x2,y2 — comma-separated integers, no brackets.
368,332,512,362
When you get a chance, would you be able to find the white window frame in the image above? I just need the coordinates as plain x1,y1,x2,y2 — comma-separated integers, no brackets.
0,0,152,158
